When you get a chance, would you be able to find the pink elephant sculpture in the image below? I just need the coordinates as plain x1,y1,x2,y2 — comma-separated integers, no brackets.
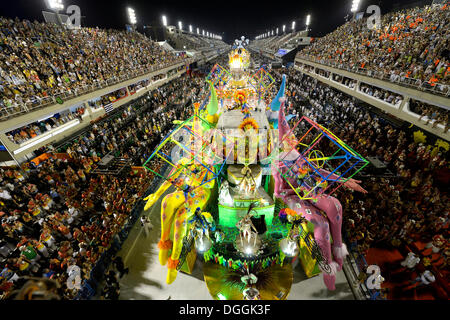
272,97,367,290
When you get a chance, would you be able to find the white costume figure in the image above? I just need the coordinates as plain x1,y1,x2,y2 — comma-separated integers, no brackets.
236,214,258,247
140,216,153,237
238,166,257,199
241,271,260,300
243,286,261,300
420,271,436,285
66,265,82,290
373,274,385,290
401,252,421,269
219,181,234,206
287,224,301,254
424,235,446,254
410,270,436,287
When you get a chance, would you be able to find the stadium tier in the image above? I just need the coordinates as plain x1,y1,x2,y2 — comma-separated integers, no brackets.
0,0,448,306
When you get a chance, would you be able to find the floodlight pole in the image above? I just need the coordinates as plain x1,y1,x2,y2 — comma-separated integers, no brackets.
54,9,64,26
46,0,64,26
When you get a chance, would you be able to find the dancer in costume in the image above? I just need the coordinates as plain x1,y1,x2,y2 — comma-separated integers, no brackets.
143,159,215,284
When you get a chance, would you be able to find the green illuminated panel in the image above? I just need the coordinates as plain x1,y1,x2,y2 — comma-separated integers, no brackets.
218,205,275,228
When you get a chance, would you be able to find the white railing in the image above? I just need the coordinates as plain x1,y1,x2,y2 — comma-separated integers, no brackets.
0,58,194,122
296,54,450,98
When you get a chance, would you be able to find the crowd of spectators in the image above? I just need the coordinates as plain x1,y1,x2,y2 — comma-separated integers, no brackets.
128,80,151,95
6,107,85,144
359,83,404,106
0,16,186,115
0,22,447,299
0,70,208,300
272,68,449,284
300,4,449,90
410,99,449,132
298,60,448,131
57,74,206,166
0,150,150,300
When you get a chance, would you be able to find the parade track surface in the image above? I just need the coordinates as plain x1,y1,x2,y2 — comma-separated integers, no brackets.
116,187,354,300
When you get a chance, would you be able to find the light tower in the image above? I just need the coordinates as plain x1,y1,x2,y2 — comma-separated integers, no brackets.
45,0,64,25
127,8,137,31
351,0,361,19
162,15,167,27
306,14,311,34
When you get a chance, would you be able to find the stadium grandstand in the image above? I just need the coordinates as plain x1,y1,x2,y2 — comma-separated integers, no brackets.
0,0,448,309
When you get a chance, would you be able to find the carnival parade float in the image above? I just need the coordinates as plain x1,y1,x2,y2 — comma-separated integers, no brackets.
142,38,370,300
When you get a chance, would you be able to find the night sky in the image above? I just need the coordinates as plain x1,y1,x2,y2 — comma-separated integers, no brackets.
0,0,430,42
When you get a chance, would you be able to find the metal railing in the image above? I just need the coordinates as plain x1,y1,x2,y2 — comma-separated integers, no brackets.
0,58,194,122
296,54,450,98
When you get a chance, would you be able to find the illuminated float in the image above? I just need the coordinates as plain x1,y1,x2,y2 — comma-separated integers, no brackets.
143,38,369,299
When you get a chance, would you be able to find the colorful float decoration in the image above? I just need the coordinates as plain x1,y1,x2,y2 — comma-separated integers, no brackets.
142,43,370,298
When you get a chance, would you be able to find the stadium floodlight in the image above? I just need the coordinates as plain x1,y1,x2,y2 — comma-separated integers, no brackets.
189,25,193,33
202,30,205,36
127,8,137,25
306,14,311,26
45,0,64,25
351,0,361,12
46,0,64,11
162,15,167,26
178,21,182,30
276,27,279,35
282,25,286,33
197,27,200,34
271,30,274,36
292,21,296,31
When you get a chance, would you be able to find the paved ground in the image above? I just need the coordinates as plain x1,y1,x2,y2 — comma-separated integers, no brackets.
116,187,354,300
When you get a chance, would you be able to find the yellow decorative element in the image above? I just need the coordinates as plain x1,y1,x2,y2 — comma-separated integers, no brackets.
308,150,326,168
230,54,243,69
228,48,250,70
179,243,197,275
194,102,201,115
234,90,248,105
146,157,216,285
435,139,449,152
413,130,427,144
206,114,219,125
239,118,259,131
298,223,321,278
